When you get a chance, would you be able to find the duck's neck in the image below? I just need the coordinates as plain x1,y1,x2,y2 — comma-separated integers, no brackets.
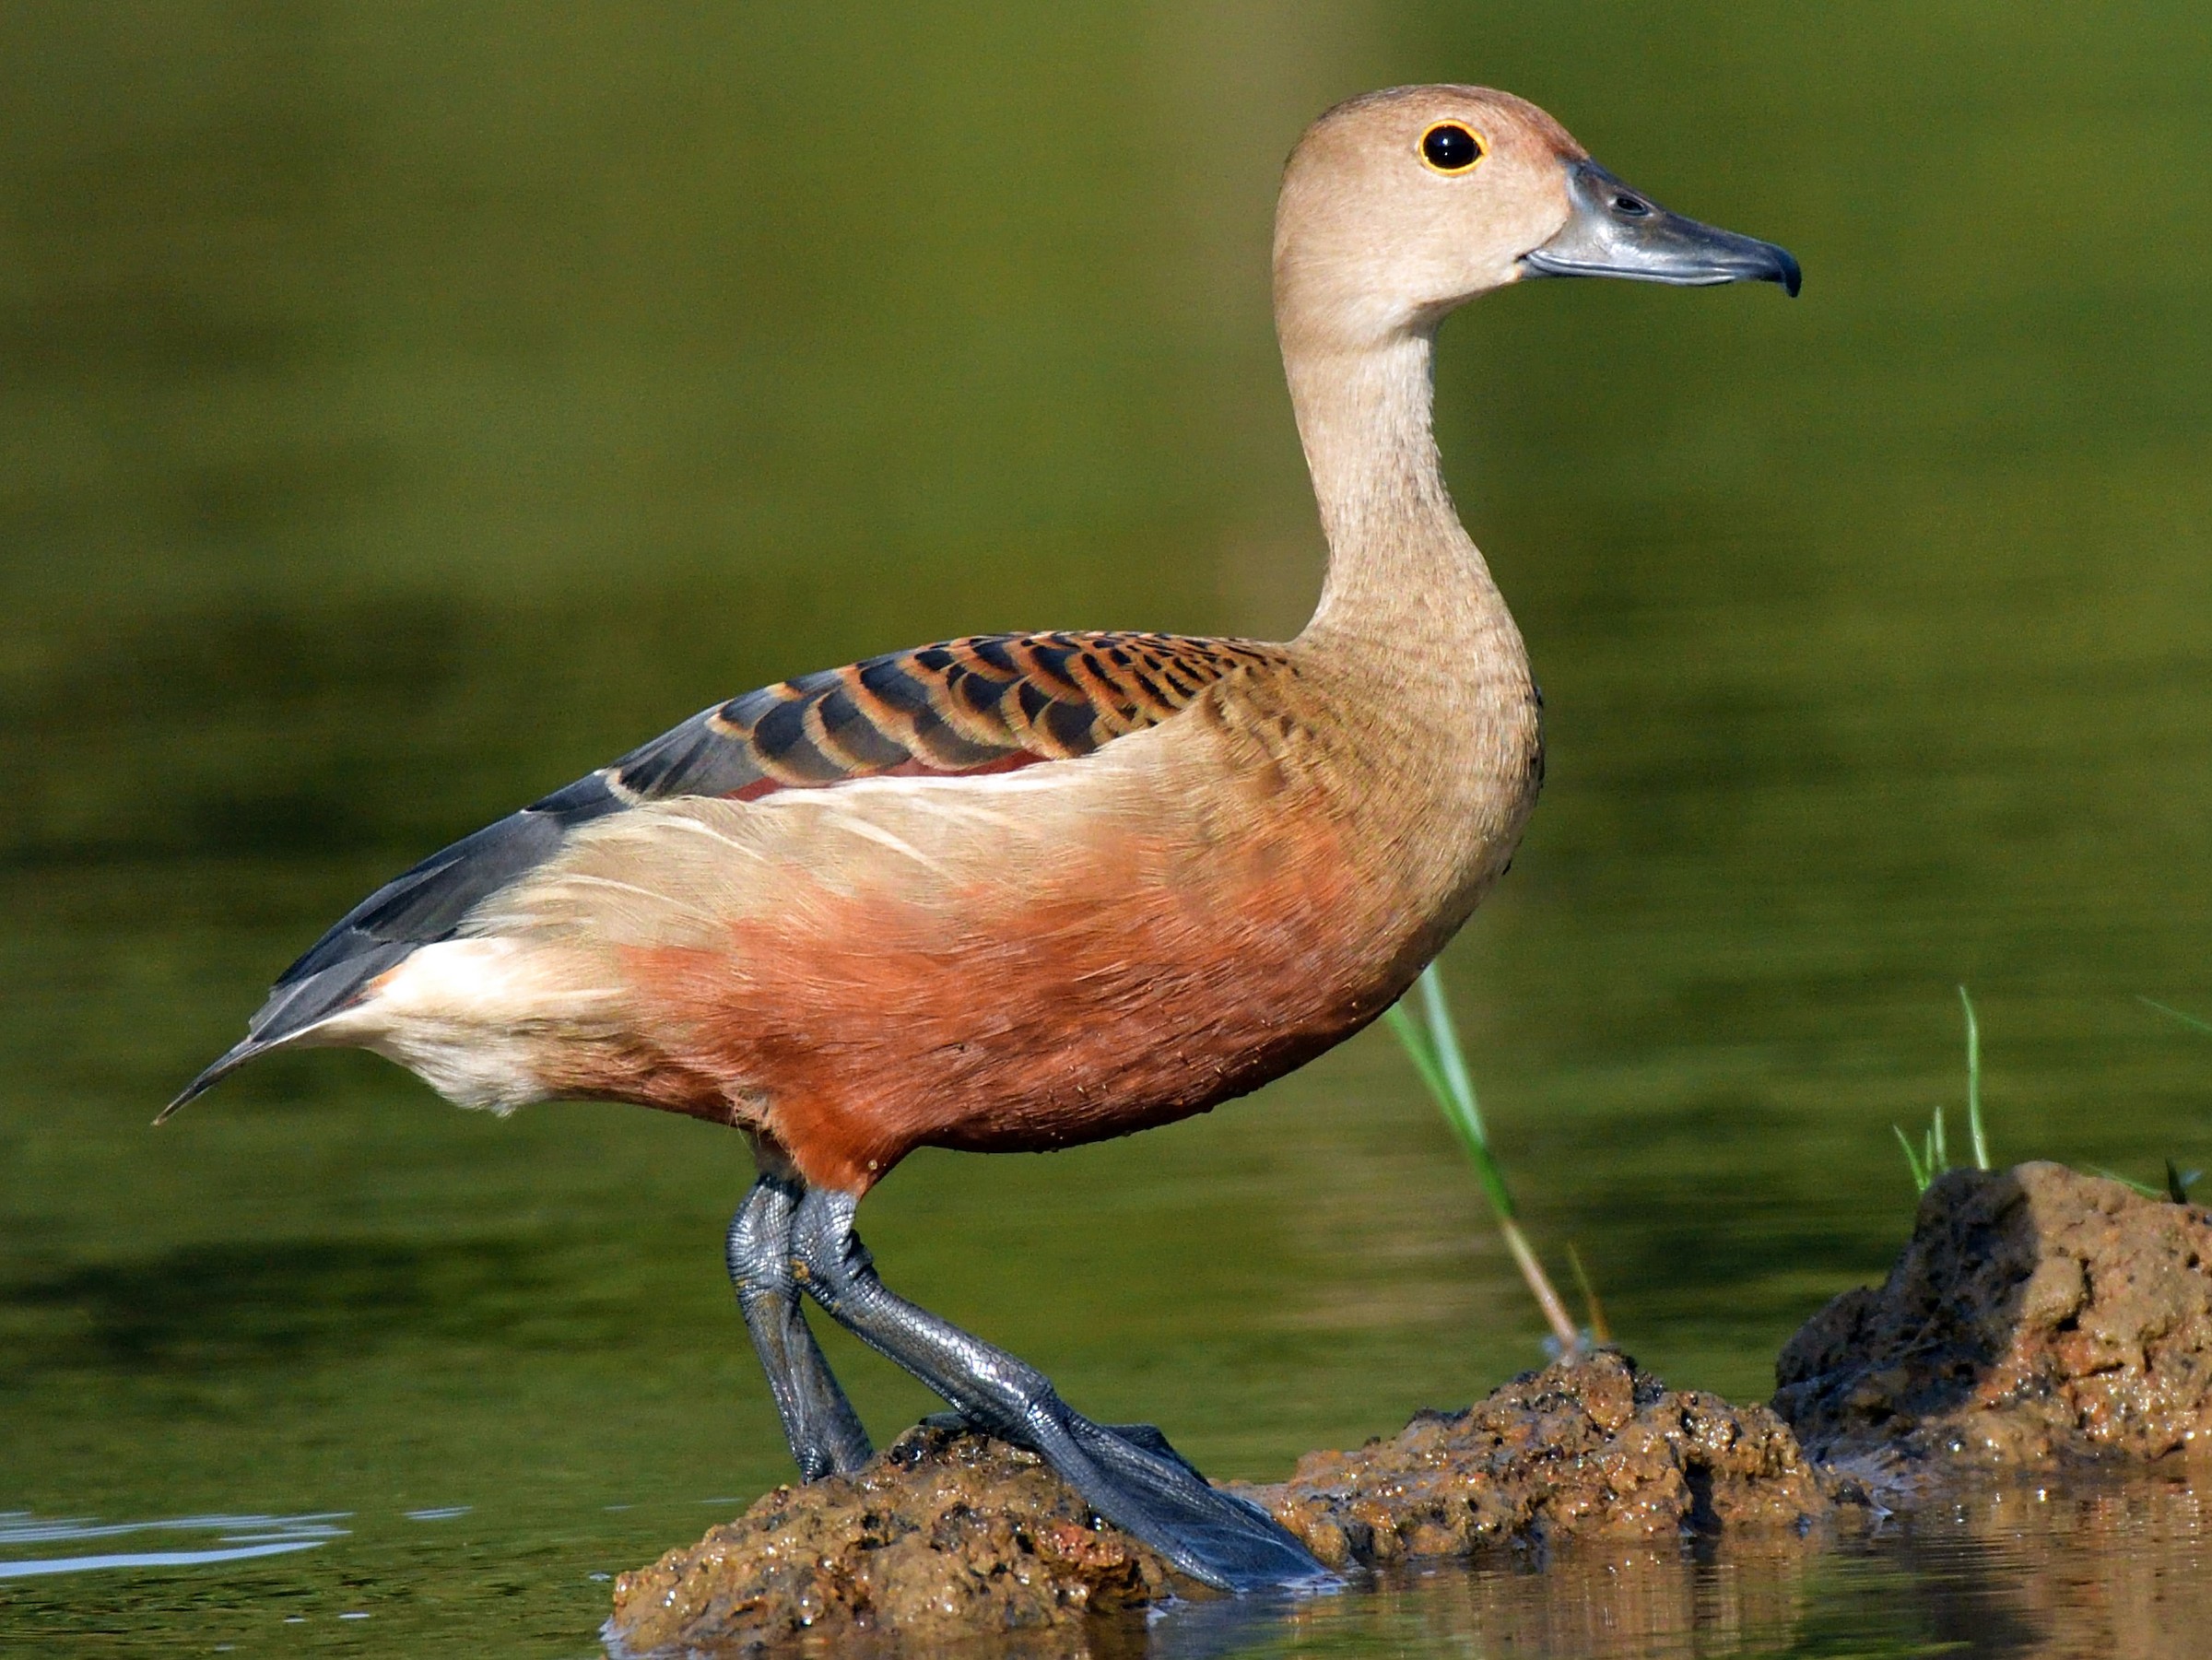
1287,330,1507,656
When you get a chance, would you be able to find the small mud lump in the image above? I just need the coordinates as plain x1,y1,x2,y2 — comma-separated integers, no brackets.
605,1423,1191,1657
1244,1350,1840,1567
1774,1162,2212,1470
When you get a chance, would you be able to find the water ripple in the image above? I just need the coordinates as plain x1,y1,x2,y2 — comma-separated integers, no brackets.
0,1512,347,1580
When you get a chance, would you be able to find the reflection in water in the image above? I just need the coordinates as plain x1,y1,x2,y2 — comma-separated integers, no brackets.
1301,1543,1818,1658
1167,1473,2212,1658
6,1482,2206,1654
1866,1476,2212,1660
1147,1544,1818,1659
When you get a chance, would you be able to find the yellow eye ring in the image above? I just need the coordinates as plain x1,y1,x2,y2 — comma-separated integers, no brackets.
1418,121,1486,174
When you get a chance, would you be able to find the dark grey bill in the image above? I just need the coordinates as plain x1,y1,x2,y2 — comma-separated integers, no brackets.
1521,159,1800,296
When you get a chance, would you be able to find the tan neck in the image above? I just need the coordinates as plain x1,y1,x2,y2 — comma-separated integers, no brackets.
1277,323,1540,928
1284,329,1509,657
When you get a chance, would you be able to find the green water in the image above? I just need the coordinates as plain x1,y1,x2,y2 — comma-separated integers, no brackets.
5,4,2211,1654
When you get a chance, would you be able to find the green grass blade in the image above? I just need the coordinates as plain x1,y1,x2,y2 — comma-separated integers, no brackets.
2090,1165,2164,1199
1418,969,1487,1145
1959,986,1989,1171
1388,964,1577,1352
1382,1004,1451,1112
1392,973,1516,1220
1449,1111,1519,1222
2140,996,2212,1038
1894,1124,1928,1193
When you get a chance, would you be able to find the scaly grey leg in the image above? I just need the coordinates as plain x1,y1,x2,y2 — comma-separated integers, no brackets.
725,1174,873,1479
788,1186,1329,1592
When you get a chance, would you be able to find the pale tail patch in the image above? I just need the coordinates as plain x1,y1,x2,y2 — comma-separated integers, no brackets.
313,938,626,1113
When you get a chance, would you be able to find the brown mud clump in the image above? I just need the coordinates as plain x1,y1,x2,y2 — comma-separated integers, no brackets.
1775,1161,2212,1472
605,1423,1190,1657
612,1162,2212,1649
1244,1349,1843,1567
607,1355,1844,1655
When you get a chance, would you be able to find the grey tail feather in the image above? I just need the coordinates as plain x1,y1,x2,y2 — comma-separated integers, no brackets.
159,761,633,1127
157,1037,273,1123
156,947,418,1124
156,1008,350,1124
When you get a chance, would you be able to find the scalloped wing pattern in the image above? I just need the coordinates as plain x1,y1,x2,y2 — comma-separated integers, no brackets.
614,630,1277,801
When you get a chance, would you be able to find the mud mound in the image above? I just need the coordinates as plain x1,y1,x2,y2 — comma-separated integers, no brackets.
1246,1350,1842,1567
608,1355,1843,1654
1775,1161,2212,1471
613,1161,2212,1650
606,1423,1188,1657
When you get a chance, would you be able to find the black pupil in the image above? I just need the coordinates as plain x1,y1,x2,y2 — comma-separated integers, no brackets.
1422,124,1479,171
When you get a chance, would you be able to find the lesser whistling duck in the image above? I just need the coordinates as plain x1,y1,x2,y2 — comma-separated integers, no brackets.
169,86,1796,1589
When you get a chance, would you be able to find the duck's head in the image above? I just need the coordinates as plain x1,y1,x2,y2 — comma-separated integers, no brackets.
1275,85,1798,354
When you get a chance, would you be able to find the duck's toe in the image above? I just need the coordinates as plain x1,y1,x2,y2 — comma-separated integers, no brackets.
1038,1408,1332,1593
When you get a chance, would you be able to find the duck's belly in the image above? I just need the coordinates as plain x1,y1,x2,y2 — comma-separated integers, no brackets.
453,684,1538,1192
558,808,1423,1192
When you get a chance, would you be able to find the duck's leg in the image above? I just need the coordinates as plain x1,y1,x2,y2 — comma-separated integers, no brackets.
725,1173,874,1479
788,1185,1328,1592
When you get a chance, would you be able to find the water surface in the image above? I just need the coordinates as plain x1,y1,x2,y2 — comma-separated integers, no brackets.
5,4,2211,1654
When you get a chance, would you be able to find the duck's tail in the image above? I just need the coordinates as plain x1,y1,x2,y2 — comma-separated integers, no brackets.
155,944,417,1124
157,1037,266,1123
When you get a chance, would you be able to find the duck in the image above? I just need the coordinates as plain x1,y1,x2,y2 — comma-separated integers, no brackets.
167,85,1796,1591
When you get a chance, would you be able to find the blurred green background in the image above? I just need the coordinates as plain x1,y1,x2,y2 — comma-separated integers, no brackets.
3,2,2209,1654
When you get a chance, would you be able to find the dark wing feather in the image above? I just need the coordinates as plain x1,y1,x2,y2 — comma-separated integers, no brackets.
164,631,1278,1114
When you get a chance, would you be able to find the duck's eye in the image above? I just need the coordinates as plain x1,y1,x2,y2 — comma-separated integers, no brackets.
1418,122,1484,174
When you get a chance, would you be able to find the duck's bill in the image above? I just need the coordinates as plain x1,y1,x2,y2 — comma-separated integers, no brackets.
1521,159,1800,297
